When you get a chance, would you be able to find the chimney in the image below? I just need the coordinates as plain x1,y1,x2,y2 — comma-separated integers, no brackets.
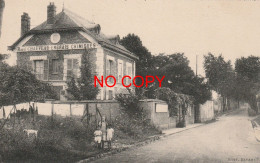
21,12,30,36
47,2,56,24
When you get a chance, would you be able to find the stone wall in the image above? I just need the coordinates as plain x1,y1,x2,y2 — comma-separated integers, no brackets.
139,99,173,129
199,100,215,122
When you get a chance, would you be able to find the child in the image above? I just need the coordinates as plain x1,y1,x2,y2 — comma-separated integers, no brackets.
99,116,107,149
94,127,102,148
106,124,114,149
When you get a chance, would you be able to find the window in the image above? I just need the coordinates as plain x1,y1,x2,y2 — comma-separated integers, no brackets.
108,90,113,100
106,57,114,82
108,60,113,75
118,60,123,82
125,62,132,85
67,58,79,79
52,59,59,74
34,60,44,80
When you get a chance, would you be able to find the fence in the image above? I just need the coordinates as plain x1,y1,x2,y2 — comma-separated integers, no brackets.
0,100,122,122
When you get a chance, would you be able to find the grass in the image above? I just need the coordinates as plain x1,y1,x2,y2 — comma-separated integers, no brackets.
0,111,160,162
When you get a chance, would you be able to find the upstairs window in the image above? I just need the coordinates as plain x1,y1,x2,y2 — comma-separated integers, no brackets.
118,60,123,82
108,60,113,75
106,56,115,83
126,63,132,85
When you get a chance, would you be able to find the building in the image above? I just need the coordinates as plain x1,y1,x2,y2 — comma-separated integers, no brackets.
9,3,138,100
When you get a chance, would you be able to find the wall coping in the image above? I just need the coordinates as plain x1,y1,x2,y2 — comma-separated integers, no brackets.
139,99,167,103
44,100,119,104
44,99,167,104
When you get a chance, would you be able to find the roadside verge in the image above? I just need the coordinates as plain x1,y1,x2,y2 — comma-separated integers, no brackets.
78,121,215,163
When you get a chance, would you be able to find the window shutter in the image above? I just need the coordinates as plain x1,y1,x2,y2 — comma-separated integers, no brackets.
49,59,53,73
106,59,110,77
43,60,49,81
67,59,72,70
128,66,132,84
115,60,118,81
67,59,72,80
28,60,34,73
63,59,67,81
72,59,77,78
73,59,78,69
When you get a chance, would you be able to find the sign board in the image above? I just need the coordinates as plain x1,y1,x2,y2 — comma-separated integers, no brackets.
16,43,96,52
155,103,168,113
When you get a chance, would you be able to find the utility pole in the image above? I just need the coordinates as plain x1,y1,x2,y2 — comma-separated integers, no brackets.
0,0,5,38
196,55,198,77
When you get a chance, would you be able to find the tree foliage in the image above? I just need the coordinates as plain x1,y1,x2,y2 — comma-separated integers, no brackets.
115,87,146,117
0,65,57,106
204,53,235,97
120,34,154,88
66,50,99,100
235,56,260,112
151,53,211,104
120,34,211,106
154,87,193,117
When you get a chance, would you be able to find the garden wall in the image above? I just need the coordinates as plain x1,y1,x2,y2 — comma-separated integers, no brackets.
0,99,196,130
139,99,178,129
199,100,215,122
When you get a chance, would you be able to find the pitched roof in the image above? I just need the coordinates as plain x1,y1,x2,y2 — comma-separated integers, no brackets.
31,9,99,31
9,9,138,60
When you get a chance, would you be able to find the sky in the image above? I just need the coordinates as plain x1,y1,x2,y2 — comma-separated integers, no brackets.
1,0,260,76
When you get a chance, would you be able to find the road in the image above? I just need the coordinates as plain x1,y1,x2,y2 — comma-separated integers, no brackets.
92,108,260,163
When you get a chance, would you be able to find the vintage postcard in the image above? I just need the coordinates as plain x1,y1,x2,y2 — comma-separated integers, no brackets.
0,0,260,162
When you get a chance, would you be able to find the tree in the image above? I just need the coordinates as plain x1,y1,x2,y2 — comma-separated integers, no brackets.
235,56,260,112
150,53,211,104
66,49,99,100
120,34,154,88
0,66,57,106
204,53,235,111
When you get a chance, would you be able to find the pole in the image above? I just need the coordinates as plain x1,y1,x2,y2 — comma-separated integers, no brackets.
196,55,198,77
0,0,5,38
13,105,16,130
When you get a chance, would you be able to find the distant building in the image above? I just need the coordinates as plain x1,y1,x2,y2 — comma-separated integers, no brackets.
9,3,138,100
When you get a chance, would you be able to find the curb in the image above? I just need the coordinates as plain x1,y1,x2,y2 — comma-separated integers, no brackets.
161,124,204,137
78,123,209,163
77,135,161,163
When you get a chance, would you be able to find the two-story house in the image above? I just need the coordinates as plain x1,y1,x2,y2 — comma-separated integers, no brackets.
9,3,138,100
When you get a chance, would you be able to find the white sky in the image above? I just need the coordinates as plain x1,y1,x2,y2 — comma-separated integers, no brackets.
1,0,260,76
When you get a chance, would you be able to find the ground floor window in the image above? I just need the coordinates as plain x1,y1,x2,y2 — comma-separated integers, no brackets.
52,59,59,74
34,60,44,80
67,58,79,80
108,90,113,100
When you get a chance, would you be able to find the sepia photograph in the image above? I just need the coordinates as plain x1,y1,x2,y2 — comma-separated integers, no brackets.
0,0,260,162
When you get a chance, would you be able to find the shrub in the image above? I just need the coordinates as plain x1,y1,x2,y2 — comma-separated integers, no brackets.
109,110,160,142
115,87,146,118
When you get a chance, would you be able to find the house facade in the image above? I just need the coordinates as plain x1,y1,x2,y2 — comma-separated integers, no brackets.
9,3,138,100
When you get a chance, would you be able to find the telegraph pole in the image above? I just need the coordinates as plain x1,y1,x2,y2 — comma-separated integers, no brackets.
196,55,198,77
0,0,5,38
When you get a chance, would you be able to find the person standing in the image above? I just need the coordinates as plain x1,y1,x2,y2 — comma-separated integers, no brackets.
107,124,114,149
99,116,107,149
94,126,102,148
